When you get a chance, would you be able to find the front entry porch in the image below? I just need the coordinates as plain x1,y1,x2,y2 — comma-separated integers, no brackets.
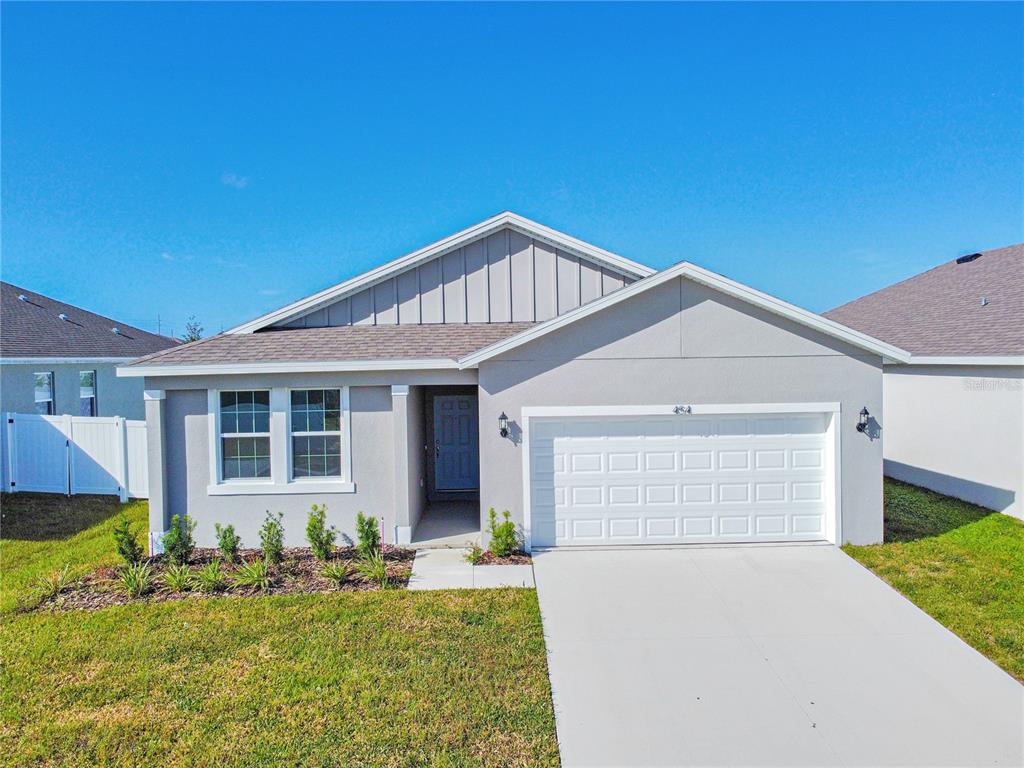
392,384,482,547
411,500,481,548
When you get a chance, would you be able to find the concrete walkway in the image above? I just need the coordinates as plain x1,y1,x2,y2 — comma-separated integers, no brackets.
533,545,1023,768
407,548,534,590
411,501,482,548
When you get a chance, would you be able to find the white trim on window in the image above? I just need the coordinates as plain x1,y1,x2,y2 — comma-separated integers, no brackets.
211,389,272,484
79,370,97,417
206,386,355,496
33,371,55,415
287,387,344,481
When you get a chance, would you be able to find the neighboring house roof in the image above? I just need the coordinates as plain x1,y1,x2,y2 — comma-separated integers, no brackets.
825,244,1024,358
459,261,911,368
0,281,179,360
121,323,535,375
228,212,655,334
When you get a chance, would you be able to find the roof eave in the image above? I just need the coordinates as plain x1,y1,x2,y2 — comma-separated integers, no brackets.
0,356,136,365
117,357,468,378
896,355,1024,367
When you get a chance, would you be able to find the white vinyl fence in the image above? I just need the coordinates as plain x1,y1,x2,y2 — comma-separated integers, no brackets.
5,413,148,500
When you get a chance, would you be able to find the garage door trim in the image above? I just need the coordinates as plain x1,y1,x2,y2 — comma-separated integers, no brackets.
521,402,842,551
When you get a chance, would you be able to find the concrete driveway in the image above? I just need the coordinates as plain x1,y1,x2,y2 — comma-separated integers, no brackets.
533,545,1023,767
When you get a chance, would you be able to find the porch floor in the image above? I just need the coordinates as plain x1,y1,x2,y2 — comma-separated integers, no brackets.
411,501,481,549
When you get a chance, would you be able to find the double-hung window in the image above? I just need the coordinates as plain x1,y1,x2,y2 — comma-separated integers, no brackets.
79,370,97,416
34,372,54,415
219,391,271,480
290,389,342,478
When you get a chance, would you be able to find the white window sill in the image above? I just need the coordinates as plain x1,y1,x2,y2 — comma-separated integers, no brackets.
207,481,356,496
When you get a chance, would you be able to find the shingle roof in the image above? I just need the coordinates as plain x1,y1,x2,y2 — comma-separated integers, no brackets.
126,323,537,367
1,281,179,358
824,244,1023,356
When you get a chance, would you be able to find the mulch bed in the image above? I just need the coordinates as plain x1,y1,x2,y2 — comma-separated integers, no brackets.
34,546,416,612
474,551,532,566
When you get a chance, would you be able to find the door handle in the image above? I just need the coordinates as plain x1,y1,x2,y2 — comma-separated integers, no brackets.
434,440,440,458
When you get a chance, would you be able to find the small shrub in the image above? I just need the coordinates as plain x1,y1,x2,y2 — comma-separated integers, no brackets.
194,559,229,593
356,511,380,559
163,514,196,565
357,550,389,587
214,523,241,563
234,559,273,591
119,562,154,598
321,560,353,587
487,508,518,557
306,504,337,561
260,511,285,565
33,564,76,602
464,543,484,565
162,562,193,593
112,513,144,566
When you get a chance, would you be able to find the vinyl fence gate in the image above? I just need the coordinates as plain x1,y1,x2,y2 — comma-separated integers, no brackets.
5,413,149,501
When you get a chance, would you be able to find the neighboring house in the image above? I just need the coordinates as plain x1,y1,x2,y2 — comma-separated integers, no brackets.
826,244,1023,520
120,212,908,552
0,281,179,420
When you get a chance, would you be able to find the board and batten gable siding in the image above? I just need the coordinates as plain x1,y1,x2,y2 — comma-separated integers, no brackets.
274,228,634,329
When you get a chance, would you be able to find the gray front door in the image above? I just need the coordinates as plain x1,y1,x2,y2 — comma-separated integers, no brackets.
433,394,479,491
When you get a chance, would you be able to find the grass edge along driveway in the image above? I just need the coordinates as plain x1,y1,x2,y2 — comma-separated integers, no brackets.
844,478,1024,682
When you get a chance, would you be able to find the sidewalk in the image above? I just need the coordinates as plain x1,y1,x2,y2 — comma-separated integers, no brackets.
407,548,535,590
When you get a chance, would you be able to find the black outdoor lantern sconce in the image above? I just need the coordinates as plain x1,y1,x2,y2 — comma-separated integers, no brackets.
856,407,870,433
498,412,509,438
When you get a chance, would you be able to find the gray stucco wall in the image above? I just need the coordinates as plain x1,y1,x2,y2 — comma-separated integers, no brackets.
477,277,885,545
0,362,145,419
161,385,396,548
883,365,1022,519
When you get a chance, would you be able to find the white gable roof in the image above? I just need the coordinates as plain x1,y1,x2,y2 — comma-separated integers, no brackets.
228,212,655,335
457,261,912,367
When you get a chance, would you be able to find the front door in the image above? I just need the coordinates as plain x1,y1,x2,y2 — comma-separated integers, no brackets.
433,395,479,491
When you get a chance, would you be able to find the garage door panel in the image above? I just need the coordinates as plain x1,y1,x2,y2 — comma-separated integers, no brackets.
531,411,833,547
646,484,678,504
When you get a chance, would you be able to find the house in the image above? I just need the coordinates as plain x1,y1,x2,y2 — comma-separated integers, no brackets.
1,281,179,496
826,244,1023,519
0,281,179,420
120,212,908,552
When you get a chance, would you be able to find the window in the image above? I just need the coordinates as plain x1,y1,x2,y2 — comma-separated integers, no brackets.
33,372,54,415
219,391,271,480
207,386,353,495
79,370,97,416
290,389,342,478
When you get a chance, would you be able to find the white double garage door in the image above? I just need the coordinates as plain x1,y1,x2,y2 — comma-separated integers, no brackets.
527,407,838,547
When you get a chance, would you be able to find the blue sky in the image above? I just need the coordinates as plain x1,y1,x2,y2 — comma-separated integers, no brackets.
2,2,1021,337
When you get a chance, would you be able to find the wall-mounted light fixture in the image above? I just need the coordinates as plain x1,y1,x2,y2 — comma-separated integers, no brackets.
498,412,509,438
856,407,870,433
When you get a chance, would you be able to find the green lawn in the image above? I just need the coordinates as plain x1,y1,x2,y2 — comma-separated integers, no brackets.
844,479,1024,681
0,494,559,767
0,494,149,614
